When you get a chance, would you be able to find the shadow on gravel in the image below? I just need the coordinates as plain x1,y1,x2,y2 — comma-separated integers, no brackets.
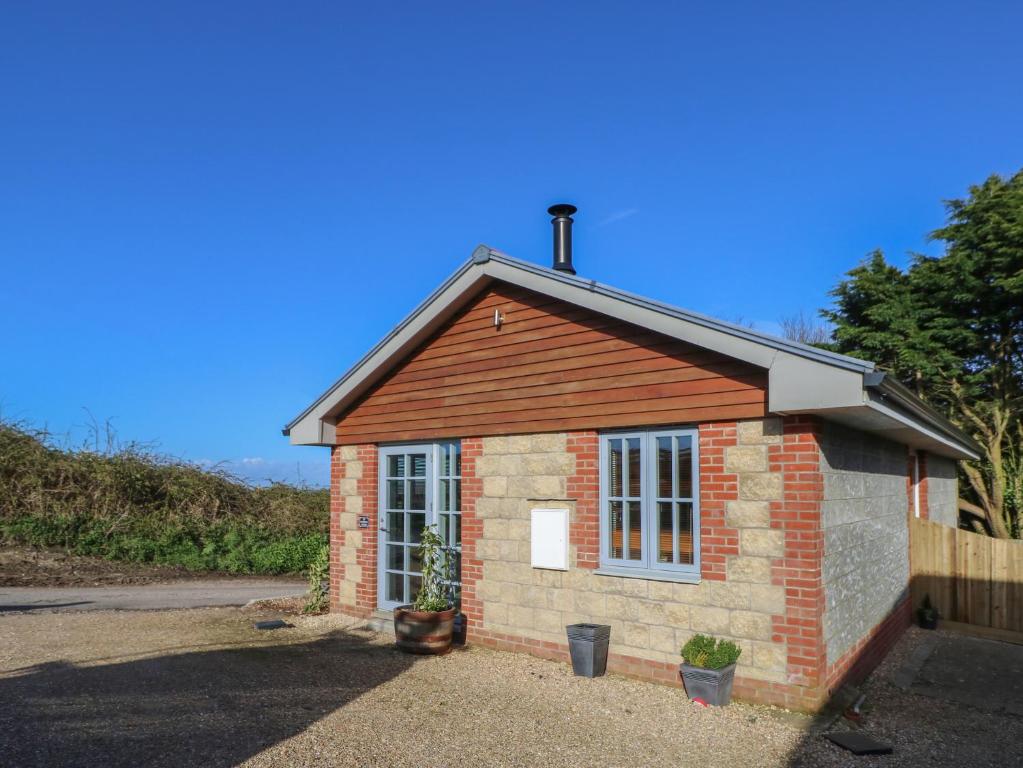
0,601,93,612
0,629,415,768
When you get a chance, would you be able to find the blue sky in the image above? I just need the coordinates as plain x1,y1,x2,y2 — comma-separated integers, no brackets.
2,2,1021,487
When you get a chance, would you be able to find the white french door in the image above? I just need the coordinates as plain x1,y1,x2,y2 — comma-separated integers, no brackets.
377,442,462,611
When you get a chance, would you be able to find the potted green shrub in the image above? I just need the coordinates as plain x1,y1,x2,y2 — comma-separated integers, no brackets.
679,634,742,706
393,525,457,655
917,594,939,630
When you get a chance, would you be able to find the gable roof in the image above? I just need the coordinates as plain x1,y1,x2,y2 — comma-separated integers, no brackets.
284,247,979,460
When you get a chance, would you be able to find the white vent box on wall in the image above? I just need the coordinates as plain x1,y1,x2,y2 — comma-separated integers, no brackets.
530,508,569,570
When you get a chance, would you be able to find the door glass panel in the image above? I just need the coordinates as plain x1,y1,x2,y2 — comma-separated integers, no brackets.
387,480,405,511
452,514,461,546
408,544,423,573
609,501,624,558
386,573,404,602
657,502,673,563
627,500,643,560
409,512,426,543
386,512,404,540
410,455,426,477
387,454,405,478
409,479,426,510
408,574,422,599
438,513,450,543
386,545,404,570
438,479,450,512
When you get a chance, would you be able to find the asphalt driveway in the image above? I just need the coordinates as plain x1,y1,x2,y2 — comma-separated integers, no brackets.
0,580,305,613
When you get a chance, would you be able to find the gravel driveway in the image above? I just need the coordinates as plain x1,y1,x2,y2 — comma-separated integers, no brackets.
1,609,1019,767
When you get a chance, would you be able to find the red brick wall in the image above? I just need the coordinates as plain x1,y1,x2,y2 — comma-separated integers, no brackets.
698,421,740,581
459,438,484,633
567,431,599,569
329,444,377,618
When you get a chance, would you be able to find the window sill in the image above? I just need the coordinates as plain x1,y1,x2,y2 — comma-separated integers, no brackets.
593,567,701,585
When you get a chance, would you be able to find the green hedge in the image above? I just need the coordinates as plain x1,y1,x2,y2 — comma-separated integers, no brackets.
0,420,329,575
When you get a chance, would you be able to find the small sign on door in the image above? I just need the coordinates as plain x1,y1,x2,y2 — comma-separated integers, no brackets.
358,516,370,529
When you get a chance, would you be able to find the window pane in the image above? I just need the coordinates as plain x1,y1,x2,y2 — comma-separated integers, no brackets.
452,513,461,546
387,479,405,510
677,502,694,564
657,436,673,498
438,513,450,544
453,479,461,512
440,444,451,477
438,479,450,512
409,512,426,543
387,545,404,571
627,500,643,560
409,479,426,510
449,551,462,584
386,512,404,541
408,574,422,601
677,437,693,498
657,502,673,563
627,438,642,497
388,454,405,477
453,443,461,477
386,572,404,602
410,454,426,477
608,439,623,497
609,501,624,558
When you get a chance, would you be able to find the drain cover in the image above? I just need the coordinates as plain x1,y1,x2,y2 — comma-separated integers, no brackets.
826,732,893,755
254,619,290,630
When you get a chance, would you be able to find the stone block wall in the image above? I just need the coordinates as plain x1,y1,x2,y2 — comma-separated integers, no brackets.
467,420,804,701
818,423,910,665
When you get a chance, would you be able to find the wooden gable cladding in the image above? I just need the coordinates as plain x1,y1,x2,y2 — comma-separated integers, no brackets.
334,282,768,444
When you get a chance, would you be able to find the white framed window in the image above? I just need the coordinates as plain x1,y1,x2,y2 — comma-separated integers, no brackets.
598,428,700,581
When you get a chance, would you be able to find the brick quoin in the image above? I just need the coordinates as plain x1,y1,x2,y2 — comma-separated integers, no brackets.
698,421,740,581
567,431,599,569
328,446,345,614
459,438,484,634
353,444,378,614
769,416,826,694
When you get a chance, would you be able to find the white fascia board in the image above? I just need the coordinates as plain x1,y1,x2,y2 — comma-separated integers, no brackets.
286,266,494,445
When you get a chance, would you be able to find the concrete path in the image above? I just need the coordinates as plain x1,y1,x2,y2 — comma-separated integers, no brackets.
0,580,306,613
895,631,1023,716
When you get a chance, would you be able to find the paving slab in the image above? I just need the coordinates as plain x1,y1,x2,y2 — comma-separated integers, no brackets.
906,633,1023,715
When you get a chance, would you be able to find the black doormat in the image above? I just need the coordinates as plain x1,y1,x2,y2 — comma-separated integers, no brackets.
825,731,894,756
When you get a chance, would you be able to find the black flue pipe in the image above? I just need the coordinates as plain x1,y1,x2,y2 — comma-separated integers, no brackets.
548,203,577,274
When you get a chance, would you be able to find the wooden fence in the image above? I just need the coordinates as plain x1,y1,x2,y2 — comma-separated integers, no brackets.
910,517,1023,634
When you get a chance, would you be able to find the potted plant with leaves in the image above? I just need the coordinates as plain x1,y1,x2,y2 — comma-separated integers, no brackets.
917,594,939,630
393,525,457,654
679,634,742,706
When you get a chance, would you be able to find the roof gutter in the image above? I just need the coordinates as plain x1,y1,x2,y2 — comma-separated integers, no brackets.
863,372,982,458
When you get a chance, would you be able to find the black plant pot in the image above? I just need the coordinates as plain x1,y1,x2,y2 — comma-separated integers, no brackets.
680,662,737,706
452,612,467,645
918,612,938,630
566,623,611,677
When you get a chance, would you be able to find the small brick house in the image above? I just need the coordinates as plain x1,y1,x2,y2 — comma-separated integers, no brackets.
284,208,977,710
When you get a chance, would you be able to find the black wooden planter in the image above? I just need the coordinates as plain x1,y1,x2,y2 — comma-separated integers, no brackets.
566,623,611,677
679,662,737,706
